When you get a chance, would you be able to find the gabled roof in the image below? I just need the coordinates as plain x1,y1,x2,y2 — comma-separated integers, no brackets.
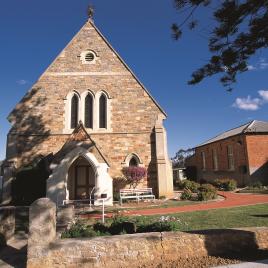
8,19,167,122
89,20,167,117
52,122,110,166
196,120,268,148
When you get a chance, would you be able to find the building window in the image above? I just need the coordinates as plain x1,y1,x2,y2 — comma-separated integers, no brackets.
123,153,142,167
85,52,95,62
227,145,235,170
201,151,206,170
80,50,97,64
129,157,138,167
212,149,218,171
99,94,107,128
84,94,93,128
70,94,79,129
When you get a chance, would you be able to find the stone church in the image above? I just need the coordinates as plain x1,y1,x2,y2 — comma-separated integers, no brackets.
2,18,173,206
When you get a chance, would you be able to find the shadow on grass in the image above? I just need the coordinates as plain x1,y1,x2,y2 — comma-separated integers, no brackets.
251,214,268,218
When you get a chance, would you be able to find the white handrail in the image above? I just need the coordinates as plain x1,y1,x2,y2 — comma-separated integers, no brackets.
89,186,96,210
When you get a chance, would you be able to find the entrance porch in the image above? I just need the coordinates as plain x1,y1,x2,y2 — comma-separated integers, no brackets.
47,147,113,206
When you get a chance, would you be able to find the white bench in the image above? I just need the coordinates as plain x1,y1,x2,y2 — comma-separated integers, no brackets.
119,188,155,205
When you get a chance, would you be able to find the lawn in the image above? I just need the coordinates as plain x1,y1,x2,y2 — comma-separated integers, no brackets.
108,200,200,212
81,197,224,215
67,204,268,239
126,204,268,231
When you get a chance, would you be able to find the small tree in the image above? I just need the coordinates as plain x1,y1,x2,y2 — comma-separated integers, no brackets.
122,166,147,189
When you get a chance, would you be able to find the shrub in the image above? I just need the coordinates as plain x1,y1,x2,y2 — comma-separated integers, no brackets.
108,214,136,235
180,180,200,192
62,215,185,238
249,181,263,189
122,166,147,188
61,221,98,238
197,184,217,201
180,189,193,200
93,222,109,234
213,179,237,191
113,177,128,200
113,191,120,202
137,221,178,232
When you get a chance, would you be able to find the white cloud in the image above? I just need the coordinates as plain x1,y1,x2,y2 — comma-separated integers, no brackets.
258,90,268,102
233,96,261,111
247,58,268,71
16,79,28,85
259,58,268,69
233,90,268,111
247,65,256,71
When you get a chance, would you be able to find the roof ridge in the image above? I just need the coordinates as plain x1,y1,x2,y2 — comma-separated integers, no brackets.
8,19,167,122
204,121,250,141
8,20,92,122
242,120,255,133
196,120,254,148
88,20,167,117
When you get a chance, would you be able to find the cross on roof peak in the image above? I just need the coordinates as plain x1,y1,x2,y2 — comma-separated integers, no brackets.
87,4,94,21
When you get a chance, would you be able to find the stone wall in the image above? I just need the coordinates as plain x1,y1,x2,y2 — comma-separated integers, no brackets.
27,227,268,268
3,20,175,202
0,206,15,245
6,20,164,171
26,198,268,268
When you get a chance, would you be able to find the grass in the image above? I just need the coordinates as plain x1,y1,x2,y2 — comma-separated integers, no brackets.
107,200,198,211
81,198,222,215
123,204,268,231
78,200,198,215
73,204,268,238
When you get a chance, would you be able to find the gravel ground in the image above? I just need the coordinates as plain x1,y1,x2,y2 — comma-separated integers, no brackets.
139,252,268,268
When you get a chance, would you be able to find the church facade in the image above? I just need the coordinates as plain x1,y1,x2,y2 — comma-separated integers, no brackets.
2,19,173,206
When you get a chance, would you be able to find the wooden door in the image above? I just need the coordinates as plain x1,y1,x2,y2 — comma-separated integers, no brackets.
75,165,90,199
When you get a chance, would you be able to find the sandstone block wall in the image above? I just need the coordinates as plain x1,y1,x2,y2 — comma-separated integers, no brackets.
28,198,56,249
5,20,166,194
0,206,15,245
27,227,268,268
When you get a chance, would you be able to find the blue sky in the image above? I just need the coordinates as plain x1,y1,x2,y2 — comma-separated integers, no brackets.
0,0,268,160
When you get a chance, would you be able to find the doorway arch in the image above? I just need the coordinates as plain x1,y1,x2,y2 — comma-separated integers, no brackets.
47,146,113,206
67,156,96,200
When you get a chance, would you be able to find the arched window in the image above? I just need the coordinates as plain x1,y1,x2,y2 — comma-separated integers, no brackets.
85,94,93,128
70,94,79,129
129,157,138,167
99,94,107,128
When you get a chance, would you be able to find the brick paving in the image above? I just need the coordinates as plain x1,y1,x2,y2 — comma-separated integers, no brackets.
81,192,268,219
124,192,268,216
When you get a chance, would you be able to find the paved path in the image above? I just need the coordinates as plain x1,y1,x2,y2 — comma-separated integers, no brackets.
214,259,268,267
81,192,268,219
123,192,268,216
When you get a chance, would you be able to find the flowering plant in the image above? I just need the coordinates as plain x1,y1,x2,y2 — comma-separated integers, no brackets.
122,166,147,189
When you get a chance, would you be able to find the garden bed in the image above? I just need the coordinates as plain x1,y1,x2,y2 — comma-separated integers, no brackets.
237,189,268,194
63,204,268,238
237,182,268,195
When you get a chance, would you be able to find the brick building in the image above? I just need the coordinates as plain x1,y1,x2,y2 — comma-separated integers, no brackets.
1,18,173,205
187,120,268,186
